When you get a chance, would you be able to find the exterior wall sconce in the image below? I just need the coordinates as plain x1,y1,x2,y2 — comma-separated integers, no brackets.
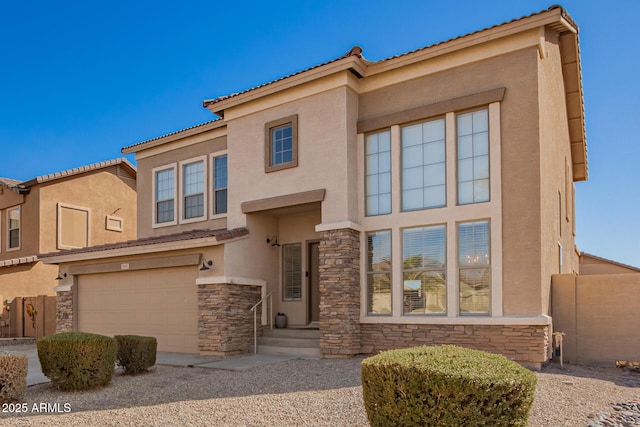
266,236,280,247
200,259,214,271
55,273,67,280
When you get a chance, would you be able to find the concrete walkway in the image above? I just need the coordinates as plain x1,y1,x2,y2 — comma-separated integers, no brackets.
1,341,304,386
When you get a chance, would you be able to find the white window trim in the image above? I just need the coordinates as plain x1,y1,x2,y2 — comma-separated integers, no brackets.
152,163,177,228
57,202,91,250
358,101,504,324
210,151,228,219
6,206,20,252
179,156,208,224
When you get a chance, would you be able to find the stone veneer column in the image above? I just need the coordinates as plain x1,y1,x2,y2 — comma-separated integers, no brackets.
318,228,361,357
198,283,262,354
55,287,73,333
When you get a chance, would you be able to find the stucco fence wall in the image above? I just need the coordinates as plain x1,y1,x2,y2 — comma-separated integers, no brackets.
552,273,640,366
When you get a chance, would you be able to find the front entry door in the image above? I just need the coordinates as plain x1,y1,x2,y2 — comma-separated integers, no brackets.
308,242,320,323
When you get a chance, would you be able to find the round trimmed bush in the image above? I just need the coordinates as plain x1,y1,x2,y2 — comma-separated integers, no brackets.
115,335,157,375
361,345,537,426
37,332,117,391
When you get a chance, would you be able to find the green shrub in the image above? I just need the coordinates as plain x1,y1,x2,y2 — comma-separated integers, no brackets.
0,351,28,403
115,335,157,375
361,345,537,427
37,332,117,391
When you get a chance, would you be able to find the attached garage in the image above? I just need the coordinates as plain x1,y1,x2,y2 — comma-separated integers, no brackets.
77,266,198,353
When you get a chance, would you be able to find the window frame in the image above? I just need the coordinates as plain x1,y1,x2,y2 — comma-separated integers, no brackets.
365,130,392,216
179,156,207,224
152,163,177,228
7,206,20,251
456,108,490,205
457,220,491,316
366,229,392,316
210,151,228,218
265,115,298,173
57,202,90,250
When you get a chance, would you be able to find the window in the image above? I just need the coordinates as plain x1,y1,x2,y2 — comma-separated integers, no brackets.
366,230,392,315
365,130,391,216
402,118,446,210
403,225,446,315
58,204,89,249
181,158,206,221
7,207,20,250
282,243,302,301
154,165,176,225
265,115,298,173
212,154,228,215
458,220,490,315
457,109,489,205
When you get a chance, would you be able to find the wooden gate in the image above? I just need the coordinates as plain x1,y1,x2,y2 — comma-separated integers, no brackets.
2,296,56,338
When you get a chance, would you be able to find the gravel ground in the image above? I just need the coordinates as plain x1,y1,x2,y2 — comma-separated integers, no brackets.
1,351,639,426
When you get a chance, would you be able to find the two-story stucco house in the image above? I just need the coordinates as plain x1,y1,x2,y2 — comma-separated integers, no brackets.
41,6,586,368
0,159,137,307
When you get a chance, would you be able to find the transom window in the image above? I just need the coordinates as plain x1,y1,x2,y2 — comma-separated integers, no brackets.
366,230,392,315
457,109,489,205
402,225,446,315
265,115,298,173
212,154,228,215
402,118,446,210
8,207,20,250
365,130,391,216
182,160,205,220
154,166,176,225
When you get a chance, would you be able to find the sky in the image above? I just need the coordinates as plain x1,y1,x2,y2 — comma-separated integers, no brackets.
1,1,638,268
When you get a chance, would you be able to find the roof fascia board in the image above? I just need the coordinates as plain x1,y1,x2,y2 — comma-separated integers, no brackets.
204,55,365,115
133,126,228,160
122,120,227,155
40,234,248,265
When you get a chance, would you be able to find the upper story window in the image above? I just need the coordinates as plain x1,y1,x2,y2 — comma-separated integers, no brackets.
212,154,228,215
153,165,177,226
265,115,298,173
402,118,446,211
457,109,489,205
365,130,391,216
7,206,20,250
180,157,206,222
57,203,89,249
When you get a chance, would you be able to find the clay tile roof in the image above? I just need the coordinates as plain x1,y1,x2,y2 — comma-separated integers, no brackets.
38,227,249,259
121,118,224,153
0,178,20,187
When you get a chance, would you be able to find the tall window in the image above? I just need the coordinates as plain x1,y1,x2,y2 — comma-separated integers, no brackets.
457,109,489,205
182,160,205,220
366,230,392,315
365,130,391,216
265,115,298,172
155,167,175,224
458,220,490,314
402,118,446,210
212,154,228,215
282,243,302,301
403,225,446,315
8,207,20,250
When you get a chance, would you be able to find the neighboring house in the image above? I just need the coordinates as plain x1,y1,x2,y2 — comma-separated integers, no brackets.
579,252,640,275
41,6,586,368
0,159,137,306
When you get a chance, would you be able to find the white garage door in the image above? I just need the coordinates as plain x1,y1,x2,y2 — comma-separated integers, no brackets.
78,266,198,353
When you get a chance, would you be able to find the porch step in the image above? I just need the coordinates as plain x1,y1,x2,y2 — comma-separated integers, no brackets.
256,328,321,358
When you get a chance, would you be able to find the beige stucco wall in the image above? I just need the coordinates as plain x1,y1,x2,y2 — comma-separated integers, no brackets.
0,262,58,300
552,273,640,365
579,254,640,275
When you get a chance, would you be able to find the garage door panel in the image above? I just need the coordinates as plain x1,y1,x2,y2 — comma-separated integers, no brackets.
78,267,198,353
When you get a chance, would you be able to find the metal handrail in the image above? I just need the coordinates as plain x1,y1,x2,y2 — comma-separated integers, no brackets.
250,291,273,354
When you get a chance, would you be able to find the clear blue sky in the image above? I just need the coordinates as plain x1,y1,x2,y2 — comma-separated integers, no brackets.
1,1,638,268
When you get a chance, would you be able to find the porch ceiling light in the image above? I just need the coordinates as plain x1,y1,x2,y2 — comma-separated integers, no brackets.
266,235,280,247
200,259,214,271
